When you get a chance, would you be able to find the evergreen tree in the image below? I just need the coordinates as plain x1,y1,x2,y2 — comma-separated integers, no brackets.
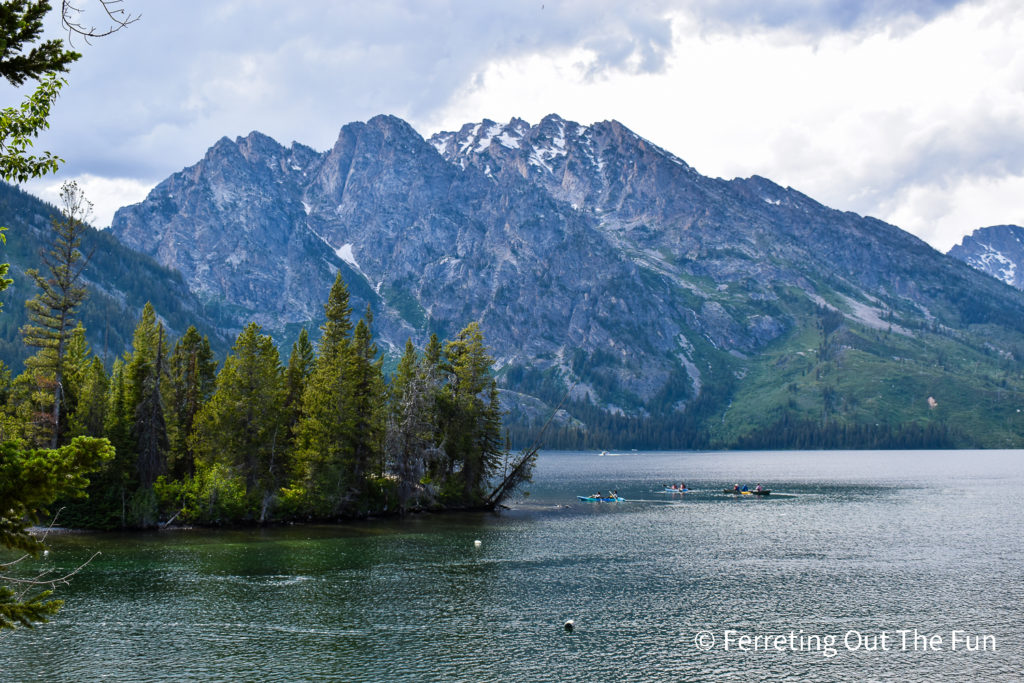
83,355,134,528
165,326,217,478
0,1,80,87
0,436,113,632
293,274,358,516
60,323,92,419
320,272,353,359
123,304,168,492
283,327,314,428
191,323,284,522
67,355,107,437
440,323,503,503
344,309,386,495
385,338,439,513
135,325,168,490
19,181,92,447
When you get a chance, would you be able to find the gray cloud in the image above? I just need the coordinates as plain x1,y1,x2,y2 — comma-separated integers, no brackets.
23,1,681,181
840,109,1024,216
20,0,971,184
691,0,969,36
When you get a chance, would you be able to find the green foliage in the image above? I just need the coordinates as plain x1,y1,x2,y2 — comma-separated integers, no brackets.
154,464,249,525
0,73,64,183
0,584,61,632
165,326,216,479
436,322,503,503
0,436,113,630
20,181,92,447
3,275,516,529
0,1,79,87
190,323,285,522
0,183,233,373
292,281,375,517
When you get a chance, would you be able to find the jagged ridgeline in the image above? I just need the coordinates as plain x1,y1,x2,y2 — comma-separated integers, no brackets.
26,113,1024,448
948,224,1024,291
0,183,234,368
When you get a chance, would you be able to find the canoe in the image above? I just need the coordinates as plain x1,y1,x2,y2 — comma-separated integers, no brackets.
577,496,626,502
661,488,691,493
723,489,771,496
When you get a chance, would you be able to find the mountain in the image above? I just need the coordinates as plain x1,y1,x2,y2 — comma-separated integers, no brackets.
948,225,1024,290
109,114,1024,448
0,183,233,370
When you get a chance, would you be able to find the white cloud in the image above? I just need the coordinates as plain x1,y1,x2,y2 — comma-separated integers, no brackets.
424,1,1024,250
23,175,155,229
883,174,1024,252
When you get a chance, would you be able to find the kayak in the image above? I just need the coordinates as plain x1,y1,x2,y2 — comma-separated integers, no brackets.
661,488,691,493
577,496,626,502
723,489,771,496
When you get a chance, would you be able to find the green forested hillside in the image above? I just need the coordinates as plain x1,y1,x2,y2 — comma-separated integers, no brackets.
0,183,232,369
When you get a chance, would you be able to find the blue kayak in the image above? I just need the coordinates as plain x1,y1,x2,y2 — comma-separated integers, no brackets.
577,496,625,502
661,488,690,493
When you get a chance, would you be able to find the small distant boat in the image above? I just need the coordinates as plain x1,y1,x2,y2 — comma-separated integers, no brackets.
598,450,609,457
723,489,771,496
661,487,691,493
577,495,626,502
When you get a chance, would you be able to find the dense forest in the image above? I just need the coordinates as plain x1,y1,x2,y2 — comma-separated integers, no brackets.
1,223,522,528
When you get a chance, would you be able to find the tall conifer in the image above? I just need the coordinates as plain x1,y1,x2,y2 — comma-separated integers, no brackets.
165,326,217,478
191,323,284,522
20,181,91,447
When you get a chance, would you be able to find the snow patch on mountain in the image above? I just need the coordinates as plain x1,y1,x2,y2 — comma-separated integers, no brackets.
336,243,360,270
973,246,1016,285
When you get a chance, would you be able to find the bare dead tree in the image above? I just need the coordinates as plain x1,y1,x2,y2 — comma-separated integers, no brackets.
484,385,576,509
61,0,140,44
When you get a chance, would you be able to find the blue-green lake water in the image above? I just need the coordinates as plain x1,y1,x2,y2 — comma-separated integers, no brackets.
4,450,1023,681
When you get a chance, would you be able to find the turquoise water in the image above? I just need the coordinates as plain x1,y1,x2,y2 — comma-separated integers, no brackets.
3,450,1023,681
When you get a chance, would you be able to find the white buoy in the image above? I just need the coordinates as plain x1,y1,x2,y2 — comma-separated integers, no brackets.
473,539,482,547
564,619,575,632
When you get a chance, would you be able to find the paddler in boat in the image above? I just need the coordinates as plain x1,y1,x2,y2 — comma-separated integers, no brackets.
732,483,740,493
755,483,762,492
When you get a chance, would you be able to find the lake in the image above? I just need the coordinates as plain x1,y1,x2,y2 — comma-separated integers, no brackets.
4,450,1023,681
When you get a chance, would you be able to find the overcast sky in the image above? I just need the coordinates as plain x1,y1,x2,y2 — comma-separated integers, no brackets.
9,0,1024,252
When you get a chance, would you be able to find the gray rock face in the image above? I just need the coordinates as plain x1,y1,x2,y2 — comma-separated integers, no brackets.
948,225,1024,289
110,114,1024,434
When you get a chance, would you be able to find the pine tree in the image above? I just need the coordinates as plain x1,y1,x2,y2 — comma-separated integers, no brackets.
320,272,353,360
19,180,92,447
386,338,439,513
135,325,168,490
165,326,217,478
344,308,385,493
0,1,80,87
67,355,107,437
283,328,314,428
191,323,284,522
440,323,503,503
293,275,358,516
0,436,113,632
123,304,168,491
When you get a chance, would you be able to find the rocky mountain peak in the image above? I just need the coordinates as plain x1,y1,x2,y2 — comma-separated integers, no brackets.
108,113,1024,447
948,224,1024,289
